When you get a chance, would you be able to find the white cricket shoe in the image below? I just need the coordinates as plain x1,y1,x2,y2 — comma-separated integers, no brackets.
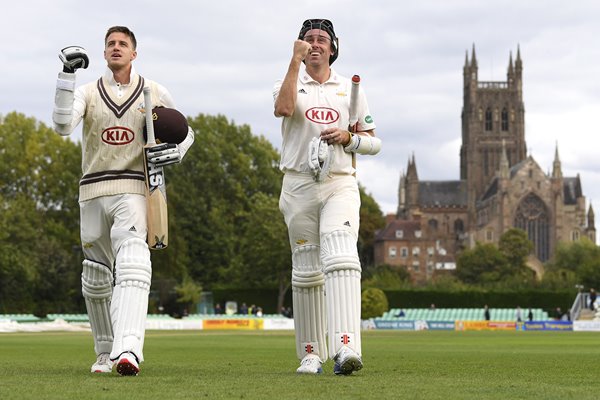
91,352,113,373
116,352,140,376
333,346,363,375
296,354,323,374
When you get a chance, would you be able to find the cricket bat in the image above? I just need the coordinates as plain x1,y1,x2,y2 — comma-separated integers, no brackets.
143,86,168,250
349,74,360,172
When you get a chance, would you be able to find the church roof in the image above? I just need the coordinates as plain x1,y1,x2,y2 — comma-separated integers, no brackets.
418,180,468,207
478,174,581,205
481,178,498,201
375,219,422,242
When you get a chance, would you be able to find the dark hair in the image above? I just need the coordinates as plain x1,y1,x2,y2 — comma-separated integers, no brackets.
105,26,137,50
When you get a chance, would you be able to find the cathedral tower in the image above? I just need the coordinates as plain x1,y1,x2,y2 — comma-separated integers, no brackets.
460,45,527,219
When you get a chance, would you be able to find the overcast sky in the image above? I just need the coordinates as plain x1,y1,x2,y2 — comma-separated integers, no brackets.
3,0,600,224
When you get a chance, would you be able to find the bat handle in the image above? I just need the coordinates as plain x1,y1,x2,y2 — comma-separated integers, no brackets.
143,86,156,145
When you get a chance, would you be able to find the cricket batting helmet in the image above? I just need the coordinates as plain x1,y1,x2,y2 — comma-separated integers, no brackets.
298,19,339,65
144,107,188,144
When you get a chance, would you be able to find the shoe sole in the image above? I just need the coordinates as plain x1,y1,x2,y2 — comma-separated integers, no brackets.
335,357,363,375
91,368,112,373
116,359,139,376
297,368,323,374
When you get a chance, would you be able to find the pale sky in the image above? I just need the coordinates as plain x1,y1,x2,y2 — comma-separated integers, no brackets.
3,0,600,223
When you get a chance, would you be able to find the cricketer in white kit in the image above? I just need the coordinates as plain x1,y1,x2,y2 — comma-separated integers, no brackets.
52,26,194,376
273,19,381,375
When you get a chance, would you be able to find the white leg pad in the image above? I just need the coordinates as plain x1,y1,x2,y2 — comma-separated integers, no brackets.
109,238,152,363
81,259,114,355
322,230,362,359
292,244,327,362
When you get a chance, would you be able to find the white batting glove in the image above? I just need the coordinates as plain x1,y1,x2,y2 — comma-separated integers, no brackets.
146,143,182,166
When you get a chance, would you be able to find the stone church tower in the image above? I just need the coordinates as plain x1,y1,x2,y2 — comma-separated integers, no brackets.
461,46,527,224
378,46,595,282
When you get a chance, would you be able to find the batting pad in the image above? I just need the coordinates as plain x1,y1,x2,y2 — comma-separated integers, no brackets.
110,238,152,362
292,244,327,362
321,230,362,358
81,259,114,355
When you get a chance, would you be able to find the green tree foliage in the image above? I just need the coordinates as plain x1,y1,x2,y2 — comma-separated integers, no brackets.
152,114,284,292
361,287,389,319
358,184,386,269
545,237,600,289
363,264,411,290
499,228,533,271
0,113,81,313
456,242,507,284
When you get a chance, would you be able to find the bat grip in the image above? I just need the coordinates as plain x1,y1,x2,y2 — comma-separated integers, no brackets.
143,86,156,145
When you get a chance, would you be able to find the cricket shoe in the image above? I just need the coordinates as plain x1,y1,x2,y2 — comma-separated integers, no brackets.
116,352,140,376
296,354,323,374
91,352,113,373
333,346,362,375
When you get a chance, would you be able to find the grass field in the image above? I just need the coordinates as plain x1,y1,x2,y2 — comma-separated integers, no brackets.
1,330,599,399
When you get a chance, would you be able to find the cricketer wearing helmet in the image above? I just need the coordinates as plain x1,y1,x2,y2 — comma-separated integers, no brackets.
273,19,381,375
52,26,195,376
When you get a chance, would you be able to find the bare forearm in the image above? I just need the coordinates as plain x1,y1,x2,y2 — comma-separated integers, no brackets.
274,58,302,117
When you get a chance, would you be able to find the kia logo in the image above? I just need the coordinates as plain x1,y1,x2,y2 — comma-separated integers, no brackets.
305,107,339,124
102,126,135,145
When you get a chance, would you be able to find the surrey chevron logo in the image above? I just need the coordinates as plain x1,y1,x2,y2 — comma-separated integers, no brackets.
305,107,339,124
102,126,134,145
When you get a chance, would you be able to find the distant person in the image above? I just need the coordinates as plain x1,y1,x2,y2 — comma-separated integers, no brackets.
239,302,248,315
515,306,523,322
554,307,563,320
430,303,436,311
214,303,223,315
527,308,534,321
590,288,597,310
484,305,490,321
396,309,406,318
256,307,263,317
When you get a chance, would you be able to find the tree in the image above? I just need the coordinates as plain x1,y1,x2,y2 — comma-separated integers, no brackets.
358,184,386,269
0,113,81,313
456,242,507,284
154,114,283,293
546,237,600,289
498,228,535,283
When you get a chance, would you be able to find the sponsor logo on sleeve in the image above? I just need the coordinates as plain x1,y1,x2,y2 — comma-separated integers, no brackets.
365,115,373,124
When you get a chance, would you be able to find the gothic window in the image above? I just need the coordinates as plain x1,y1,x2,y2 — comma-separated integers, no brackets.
401,247,408,258
454,219,465,233
428,219,438,230
501,108,509,131
485,108,493,131
486,230,494,241
572,231,580,241
514,193,550,261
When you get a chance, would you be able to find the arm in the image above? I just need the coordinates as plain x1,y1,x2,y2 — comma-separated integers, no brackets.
52,46,89,135
274,40,311,117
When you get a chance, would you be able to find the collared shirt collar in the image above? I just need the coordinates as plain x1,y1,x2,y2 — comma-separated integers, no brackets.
103,65,137,87
300,68,340,84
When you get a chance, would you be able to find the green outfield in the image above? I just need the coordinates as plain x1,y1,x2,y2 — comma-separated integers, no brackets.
1,330,599,399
